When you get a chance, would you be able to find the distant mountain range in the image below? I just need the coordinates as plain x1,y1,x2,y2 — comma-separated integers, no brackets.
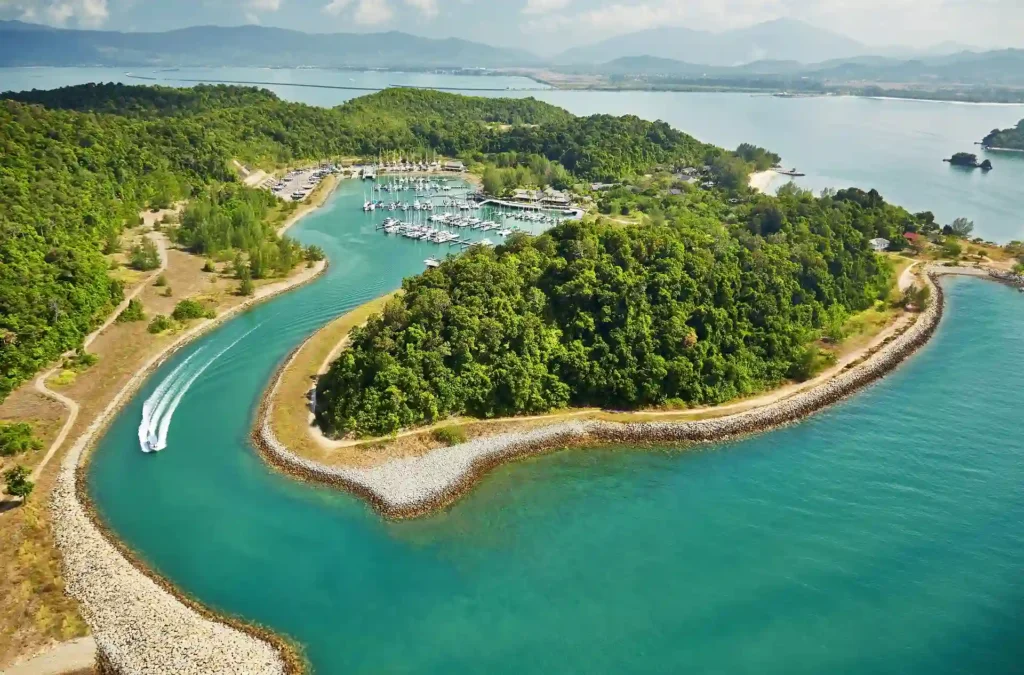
557,19,881,67
0,21,539,69
0,17,1017,88
590,49,1024,87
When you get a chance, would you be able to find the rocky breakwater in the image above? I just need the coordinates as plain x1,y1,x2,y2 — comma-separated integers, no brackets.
46,262,334,675
255,273,946,520
51,420,287,674
928,264,1024,289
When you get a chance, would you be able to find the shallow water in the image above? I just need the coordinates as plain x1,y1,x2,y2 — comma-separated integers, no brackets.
3,67,1023,241
87,179,1024,674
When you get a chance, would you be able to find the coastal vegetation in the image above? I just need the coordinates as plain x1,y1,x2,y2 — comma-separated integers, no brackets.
0,422,41,457
0,82,731,404
981,119,1024,150
315,183,911,437
171,299,216,322
3,465,34,500
945,152,992,170
116,299,147,324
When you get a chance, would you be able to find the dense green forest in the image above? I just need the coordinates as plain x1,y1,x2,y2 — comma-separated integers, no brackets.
315,183,906,437
6,84,720,177
0,83,728,403
175,183,306,277
981,119,1024,150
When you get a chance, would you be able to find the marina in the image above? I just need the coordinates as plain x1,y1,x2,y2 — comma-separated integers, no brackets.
359,176,573,262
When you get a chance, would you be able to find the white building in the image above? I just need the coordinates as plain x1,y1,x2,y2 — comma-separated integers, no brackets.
869,237,890,252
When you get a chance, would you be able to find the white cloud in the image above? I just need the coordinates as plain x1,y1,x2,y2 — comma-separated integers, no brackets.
323,0,442,23
522,0,570,15
323,0,394,24
248,0,281,11
0,0,108,26
322,0,351,15
354,0,392,23
403,0,437,18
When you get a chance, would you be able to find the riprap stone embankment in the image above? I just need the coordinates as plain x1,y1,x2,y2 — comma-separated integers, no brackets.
255,272,948,520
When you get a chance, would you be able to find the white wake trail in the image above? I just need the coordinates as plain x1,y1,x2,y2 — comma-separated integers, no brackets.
138,348,206,453
149,324,263,452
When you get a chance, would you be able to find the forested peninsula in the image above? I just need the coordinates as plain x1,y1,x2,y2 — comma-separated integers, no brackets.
981,118,1024,150
315,185,922,437
2,83,714,402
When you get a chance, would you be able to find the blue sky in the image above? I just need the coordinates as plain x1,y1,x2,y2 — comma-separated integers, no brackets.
2,0,1023,54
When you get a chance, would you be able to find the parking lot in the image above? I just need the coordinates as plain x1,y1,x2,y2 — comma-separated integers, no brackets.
272,168,328,202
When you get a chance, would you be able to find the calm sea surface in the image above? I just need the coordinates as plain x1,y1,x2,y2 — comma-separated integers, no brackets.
84,178,1024,674
3,66,1023,242
3,69,1022,673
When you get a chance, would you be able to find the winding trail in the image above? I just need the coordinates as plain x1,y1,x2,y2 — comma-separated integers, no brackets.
3,232,166,673
29,233,168,483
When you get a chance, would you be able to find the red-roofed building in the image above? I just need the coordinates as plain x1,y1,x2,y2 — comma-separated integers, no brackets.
903,232,921,242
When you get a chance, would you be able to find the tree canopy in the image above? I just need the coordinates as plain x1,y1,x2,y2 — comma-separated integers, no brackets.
981,119,1024,150
315,185,896,437
0,83,732,402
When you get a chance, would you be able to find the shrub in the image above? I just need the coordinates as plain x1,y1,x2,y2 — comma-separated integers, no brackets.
162,286,173,297
171,299,215,321
431,426,467,446
102,232,121,254
129,239,161,271
148,315,174,334
238,277,255,297
4,465,34,500
942,240,962,258
202,260,217,273
116,298,146,323
305,245,326,262
66,350,99,370
0,422,42,457
153,274,168,287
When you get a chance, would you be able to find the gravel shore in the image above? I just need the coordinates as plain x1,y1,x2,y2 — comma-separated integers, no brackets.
50,261,328,674
255,271,954,520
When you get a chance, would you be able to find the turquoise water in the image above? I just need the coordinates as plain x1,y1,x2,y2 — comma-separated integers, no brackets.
87,179,1024,674
3,67,1023,241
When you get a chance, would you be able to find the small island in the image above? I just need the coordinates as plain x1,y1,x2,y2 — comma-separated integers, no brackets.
944,152,992,170
981,118,1024,151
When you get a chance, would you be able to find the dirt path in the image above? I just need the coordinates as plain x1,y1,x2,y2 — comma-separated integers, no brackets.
28,234,168,483
0,637,95,675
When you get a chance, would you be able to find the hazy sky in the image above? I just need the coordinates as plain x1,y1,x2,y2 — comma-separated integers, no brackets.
2,0,1023,53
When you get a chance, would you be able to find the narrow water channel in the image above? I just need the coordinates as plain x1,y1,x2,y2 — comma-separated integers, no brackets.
89,178,1024,674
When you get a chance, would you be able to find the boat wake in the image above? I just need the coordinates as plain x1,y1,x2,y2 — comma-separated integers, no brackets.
138,325,261,453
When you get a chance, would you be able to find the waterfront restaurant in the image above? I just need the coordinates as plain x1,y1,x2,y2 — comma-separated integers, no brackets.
541,187,572,207
443,160,466,172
